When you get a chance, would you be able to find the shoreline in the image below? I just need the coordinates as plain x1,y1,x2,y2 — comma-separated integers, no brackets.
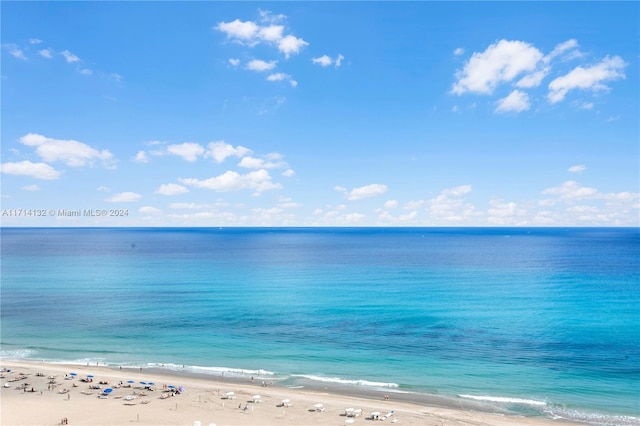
0,359,582,426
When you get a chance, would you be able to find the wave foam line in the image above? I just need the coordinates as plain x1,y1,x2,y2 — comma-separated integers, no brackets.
0,349,39,359
145,363,275,377
293,374,399,388
459,394,547,406
544,407,640,426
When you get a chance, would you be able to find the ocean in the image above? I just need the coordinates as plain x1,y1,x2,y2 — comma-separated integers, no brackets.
1,227,638,425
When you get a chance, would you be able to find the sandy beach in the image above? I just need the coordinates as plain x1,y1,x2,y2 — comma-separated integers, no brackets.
0,361,579,426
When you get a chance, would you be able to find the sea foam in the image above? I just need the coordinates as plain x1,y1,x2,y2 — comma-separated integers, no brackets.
459,394,547,406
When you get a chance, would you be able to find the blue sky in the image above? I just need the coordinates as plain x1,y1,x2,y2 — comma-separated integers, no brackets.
1,2,638,227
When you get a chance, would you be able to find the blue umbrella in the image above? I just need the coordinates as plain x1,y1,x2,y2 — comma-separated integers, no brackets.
70,372,77,376
168,385,175,389
140,381,146,385
127,380,134,384
87,375,94,378
103,388,113,393
147,382,154,386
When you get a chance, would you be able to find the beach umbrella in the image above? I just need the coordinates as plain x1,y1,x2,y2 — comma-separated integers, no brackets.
103,388,113,393
127,380,134,384
168,385,175,389
178,386,185,393
70,372,77,377
140,381,147,385
147,382,154,386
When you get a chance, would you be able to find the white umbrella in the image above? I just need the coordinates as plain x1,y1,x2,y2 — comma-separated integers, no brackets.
314,403,324,411
252,395,261,403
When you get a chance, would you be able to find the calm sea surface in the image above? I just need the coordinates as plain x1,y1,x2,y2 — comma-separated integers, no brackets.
1,228,638,424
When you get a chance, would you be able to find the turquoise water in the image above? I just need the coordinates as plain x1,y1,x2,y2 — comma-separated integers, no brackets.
1,227,639,424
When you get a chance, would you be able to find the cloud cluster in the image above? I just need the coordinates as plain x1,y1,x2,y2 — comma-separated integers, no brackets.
19,133,113,167
3,38,122,80
311,54,344,68
336,184,388,200
215,13,308,58
179,169,281,195
0,160,61,180
217,10,345,90
137,140,292,197
1,133,116,184
452,39,626,113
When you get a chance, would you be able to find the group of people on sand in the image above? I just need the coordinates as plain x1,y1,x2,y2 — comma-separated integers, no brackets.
60,418,68,425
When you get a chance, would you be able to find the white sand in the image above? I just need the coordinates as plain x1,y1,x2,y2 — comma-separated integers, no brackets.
0,361,578,426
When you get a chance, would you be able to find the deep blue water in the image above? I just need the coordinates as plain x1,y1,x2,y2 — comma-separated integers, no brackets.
1,227,639,424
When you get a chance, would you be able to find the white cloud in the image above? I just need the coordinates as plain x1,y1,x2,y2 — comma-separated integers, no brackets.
312,55,332,67
429,185,477,222
166,142,205,162
266,72,288,81
21,184,40,191
547,56,626,103
569,165,586,173
282,169,295,177
19,133,113,167
312,54,344,68
206,141,252,163
215,14,308,58
346,184,388,200
109,73,123,82
154,183,189,196
452,40,543,94
259,9,287,23
495,90,530,113
97,186,110,192
384,200,398,209
216,19,260,43
258,25,284,42
542,180,598,201
79,68,92,75
61,50,80,63
229,58,240,66
516,68,549,88
107,192,141,202
277,35,308,58
453,47,465,56
139,206,162,215
179,169,281,194
578,101,594,110
133,151,148,163
4,44,27,60
544,39,580,63
238,153,287,169
487,200,528,225
1,161,61,180
29,38,43,44
266,72,297,87
38,49,53,59
246,59,278,71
